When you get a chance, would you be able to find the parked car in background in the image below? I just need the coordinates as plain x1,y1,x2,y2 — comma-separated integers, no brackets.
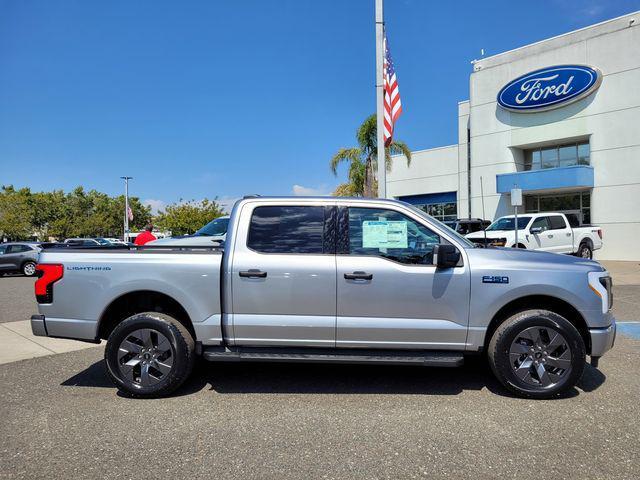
0,242,41,276
63,238,102,247
93,238,114,246
105,238,128,246
466,213,602,258
148,216,229,246
444,218,490,235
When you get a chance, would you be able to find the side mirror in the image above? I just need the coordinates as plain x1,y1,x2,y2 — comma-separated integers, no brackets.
530,226,542,234
433,244,460,269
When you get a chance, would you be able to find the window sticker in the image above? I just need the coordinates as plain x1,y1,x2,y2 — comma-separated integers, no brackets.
362,220,408,249
386,221,408,248
362,221,388,248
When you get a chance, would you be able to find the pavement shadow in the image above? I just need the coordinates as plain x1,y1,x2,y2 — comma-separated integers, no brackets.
577,364,606,392
60,356,606,399
177,356,500,397
60,360,113,388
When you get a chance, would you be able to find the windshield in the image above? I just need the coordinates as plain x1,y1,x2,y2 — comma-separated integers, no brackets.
405,204,476,248
486,216,531,231
194,217,229,236
94,238,111,245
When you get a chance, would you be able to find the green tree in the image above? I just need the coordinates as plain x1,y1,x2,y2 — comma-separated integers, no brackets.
0,185,153,241
0,186,34,240
154,198,224,236
330,114,411,197
30,190,66,238
113,195,152,235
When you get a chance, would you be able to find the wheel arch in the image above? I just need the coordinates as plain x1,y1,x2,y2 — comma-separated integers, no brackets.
97,290,195,340
580,237,594,249
484,295,591,354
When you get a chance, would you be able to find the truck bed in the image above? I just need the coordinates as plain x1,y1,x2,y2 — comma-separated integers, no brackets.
36,246,223,342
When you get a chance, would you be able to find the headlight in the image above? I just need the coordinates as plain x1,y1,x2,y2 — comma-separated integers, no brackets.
588,272,612,313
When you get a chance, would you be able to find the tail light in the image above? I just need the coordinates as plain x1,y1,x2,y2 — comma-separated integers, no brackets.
597,229,603,240
35,264,64,304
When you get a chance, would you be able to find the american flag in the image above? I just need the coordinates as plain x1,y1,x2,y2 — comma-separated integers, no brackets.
127,205,134,221
383,29,402,145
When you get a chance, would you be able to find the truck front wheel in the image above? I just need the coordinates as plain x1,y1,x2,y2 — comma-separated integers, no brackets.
104,312,195,398
488,310,585,399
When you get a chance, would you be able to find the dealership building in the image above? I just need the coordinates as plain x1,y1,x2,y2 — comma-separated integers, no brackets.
386,11,639,260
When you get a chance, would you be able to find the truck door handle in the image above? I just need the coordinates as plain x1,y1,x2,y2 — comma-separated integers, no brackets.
239,269,267,278
547,234,553,238
344,271,373,281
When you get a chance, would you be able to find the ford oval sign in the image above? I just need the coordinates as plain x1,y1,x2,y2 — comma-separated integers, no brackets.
497,65,602,112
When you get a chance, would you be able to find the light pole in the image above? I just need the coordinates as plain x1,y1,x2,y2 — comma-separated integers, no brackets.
120,176,133,241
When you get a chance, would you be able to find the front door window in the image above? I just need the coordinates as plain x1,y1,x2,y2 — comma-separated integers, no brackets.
347,207,441,265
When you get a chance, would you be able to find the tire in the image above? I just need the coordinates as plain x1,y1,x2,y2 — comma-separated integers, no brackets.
104,312,195,398
488,309,585,399
577,243,593,259
22,261,37,276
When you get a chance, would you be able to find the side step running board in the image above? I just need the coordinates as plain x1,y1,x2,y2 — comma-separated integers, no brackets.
202,346,464,367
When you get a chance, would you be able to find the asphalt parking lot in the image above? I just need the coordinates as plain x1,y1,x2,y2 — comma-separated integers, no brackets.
1,271,639,479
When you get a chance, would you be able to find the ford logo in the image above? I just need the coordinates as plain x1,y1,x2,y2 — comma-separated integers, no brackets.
497,65,602,112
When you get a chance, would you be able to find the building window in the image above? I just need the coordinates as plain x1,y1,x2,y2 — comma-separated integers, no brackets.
524,142,590,171
524,191,591,225
397,192,457,222
417,202,457,222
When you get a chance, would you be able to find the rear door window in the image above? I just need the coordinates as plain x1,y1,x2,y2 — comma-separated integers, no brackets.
549,216,567,230
247,206,333,254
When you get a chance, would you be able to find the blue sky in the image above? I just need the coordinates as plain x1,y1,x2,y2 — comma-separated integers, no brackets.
1,0,639,213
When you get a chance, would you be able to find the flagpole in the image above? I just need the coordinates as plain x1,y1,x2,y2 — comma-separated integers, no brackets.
375,0,386,198
120,176,132,241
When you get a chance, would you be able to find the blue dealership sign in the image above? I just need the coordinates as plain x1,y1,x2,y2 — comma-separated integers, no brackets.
497,65,602,112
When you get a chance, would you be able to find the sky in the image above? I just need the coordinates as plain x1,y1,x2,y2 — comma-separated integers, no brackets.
1,0,639,213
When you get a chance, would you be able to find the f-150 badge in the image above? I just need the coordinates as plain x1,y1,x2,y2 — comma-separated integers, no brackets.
482,276,509,284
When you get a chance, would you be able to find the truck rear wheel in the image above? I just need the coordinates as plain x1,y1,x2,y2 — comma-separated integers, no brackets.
104,312,195,398
577,243,593,259
488,310,585,399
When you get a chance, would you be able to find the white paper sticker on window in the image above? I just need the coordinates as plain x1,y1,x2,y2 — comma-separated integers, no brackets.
386,221,408,248
362,221,388,248
362,220,408,249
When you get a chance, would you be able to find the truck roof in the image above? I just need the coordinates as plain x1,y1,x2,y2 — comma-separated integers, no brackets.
234,196,408,206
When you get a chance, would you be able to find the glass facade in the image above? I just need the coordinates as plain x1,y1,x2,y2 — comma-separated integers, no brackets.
417,202,457,222
524,191,591,225
524,142,590,171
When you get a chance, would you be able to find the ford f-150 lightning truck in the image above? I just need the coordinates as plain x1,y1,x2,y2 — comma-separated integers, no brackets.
31,196,616,399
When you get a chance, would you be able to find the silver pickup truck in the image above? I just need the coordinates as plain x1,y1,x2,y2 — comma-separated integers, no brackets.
31,196,616,399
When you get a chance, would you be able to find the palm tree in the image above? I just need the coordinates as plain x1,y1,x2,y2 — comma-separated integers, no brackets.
330,114,411,197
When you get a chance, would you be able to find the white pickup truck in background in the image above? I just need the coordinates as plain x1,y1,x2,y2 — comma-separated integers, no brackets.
465,212,603,258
